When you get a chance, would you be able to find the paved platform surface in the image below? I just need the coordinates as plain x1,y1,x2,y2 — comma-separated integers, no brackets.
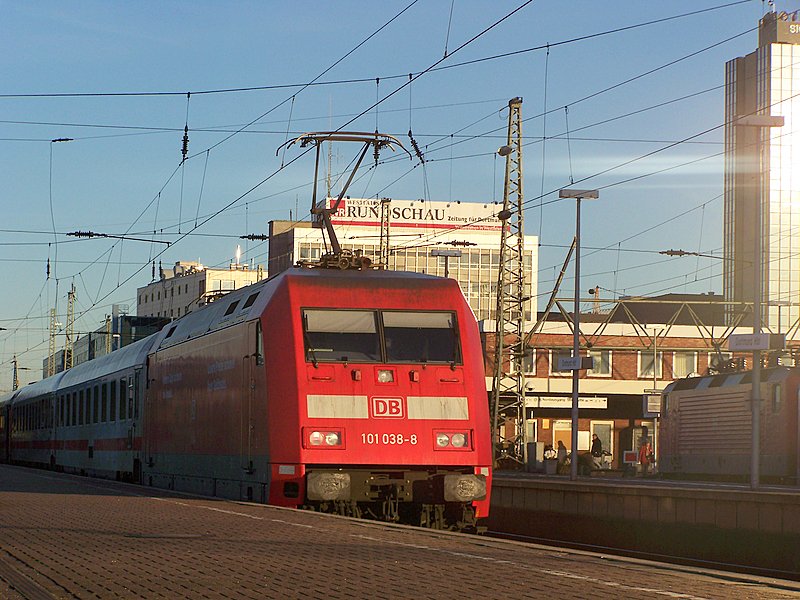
0,465,798,599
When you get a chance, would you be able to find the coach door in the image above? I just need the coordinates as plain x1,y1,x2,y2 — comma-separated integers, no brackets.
242,320,262,478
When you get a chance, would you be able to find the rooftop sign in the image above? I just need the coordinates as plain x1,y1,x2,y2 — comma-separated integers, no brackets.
322,198,504,232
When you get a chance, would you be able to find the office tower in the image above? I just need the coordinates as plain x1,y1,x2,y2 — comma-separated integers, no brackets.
724,10,800,331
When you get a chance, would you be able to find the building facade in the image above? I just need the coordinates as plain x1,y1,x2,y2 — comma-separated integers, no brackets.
268,198,538,323
481,294,766,470
137,261,266,319
43,308,168,377
724,10,800,331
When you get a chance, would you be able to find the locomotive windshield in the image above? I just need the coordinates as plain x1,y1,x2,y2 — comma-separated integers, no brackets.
303,310,381,363
382,311,460,364
302,309,461,365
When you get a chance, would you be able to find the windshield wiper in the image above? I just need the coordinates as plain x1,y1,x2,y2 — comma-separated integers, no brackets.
303,330,319,368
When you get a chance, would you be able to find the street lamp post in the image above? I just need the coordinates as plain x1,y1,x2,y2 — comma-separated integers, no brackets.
559,188,599,480
736,114,783,490
430,249,462,279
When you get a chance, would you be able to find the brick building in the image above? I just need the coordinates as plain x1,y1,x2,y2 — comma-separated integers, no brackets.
482,293,759,470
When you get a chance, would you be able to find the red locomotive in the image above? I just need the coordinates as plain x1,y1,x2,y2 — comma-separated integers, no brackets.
1,267,492,531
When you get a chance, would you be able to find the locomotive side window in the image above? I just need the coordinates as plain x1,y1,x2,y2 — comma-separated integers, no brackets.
303,309,380,363
382,311,461,364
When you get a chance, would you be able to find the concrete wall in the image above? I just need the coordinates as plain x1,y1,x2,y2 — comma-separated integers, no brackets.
489,475,800,572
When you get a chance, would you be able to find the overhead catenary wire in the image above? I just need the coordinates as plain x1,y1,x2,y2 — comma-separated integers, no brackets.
2,1,531,369
0,0,750,100
0,2,780,380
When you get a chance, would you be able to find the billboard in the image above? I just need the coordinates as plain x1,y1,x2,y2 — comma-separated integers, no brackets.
321,197,503,232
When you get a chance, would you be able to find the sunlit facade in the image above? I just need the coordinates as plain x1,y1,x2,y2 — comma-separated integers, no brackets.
724,11,800,332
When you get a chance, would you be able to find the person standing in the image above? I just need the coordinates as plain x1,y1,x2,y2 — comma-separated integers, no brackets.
591,434,603,469
556,440,568,474
638,437,653,476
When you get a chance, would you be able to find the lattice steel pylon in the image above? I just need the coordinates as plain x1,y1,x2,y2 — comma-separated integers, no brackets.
379,197,391,267
47,308,57,378
12,355,19,391
64,284,75,370
105,315,112,355
490,97,527,468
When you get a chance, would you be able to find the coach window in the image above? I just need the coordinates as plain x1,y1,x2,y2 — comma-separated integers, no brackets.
78,390,84,425
110,381,117,422
93,385,100,424
382,311,461,364
302,309,380,363
130,375,138,419
119,379,127,420
101,383,108,422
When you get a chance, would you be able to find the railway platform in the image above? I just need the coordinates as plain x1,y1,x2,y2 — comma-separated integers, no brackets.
490,472,800,575
1,465,798,599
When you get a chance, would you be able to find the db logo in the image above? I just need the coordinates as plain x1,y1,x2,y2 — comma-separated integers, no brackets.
371,397,404,418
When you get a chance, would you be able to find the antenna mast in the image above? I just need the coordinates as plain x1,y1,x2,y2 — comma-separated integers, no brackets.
491,97,527,468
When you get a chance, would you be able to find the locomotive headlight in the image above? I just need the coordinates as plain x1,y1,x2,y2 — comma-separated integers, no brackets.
305,429,344,448
450,433,468,448
377,369,395,383
434,430,472,451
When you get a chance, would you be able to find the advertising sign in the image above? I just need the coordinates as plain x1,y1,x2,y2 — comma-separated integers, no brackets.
322,197,503,232
527,396,608,409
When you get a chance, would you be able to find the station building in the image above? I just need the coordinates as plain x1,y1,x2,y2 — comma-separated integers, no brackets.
482,293,768,470
268,197,538,323
136,260,266,320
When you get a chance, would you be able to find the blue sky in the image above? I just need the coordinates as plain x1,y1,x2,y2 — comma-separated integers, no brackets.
0,0,793,389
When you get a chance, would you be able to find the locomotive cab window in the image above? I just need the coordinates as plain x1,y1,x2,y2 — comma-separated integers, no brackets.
382,311,461,364
303,309,380,363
